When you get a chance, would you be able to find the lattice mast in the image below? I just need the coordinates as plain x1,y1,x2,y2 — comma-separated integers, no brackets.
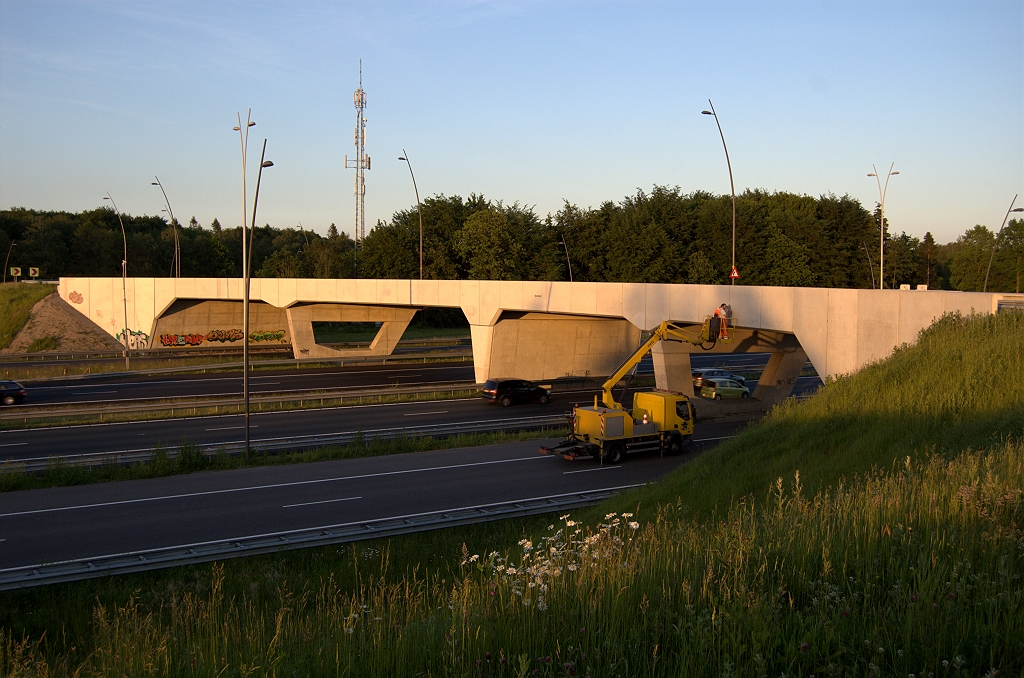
345,62,370,249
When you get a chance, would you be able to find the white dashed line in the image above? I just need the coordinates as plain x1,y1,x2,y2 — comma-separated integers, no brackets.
283,496,361,509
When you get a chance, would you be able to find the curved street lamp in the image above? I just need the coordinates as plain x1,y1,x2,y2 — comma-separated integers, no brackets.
233,110,256,462
702,100,738,284
151,176,180,277
867,163,899,289
103,193,130,370
398,150,423,280
983,195,1024,293
2,240,14,284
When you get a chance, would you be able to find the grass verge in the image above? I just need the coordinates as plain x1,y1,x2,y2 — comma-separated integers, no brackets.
1,312,1021,676
0,284,55,350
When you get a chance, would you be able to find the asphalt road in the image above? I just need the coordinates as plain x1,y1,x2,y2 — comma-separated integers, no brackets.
13,352,787,407
0,423,743,571
18,362,477,406
0,372,822,463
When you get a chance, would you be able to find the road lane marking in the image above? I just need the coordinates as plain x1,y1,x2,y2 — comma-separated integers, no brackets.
564,466,620,474
205,425,258,431
693,436,736,442
2,484,646,571
70,391,117,395
283,496,361,508
28,366,469,391
403,411,448,416
0,442,27,447
0,455,555,518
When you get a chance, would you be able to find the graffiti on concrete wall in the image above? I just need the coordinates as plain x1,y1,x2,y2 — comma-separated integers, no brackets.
159,329,288,347
68,291,84,304
206,329,245,343
115,328,151,350
249,330,286,343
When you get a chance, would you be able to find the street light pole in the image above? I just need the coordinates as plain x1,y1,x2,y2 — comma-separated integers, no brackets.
983,195,1024,293
233,110,256,463
103,193,130,370
560,233,573,282
702,100,738,284
398,150,423,279
2,240,14,284
867,163,899,290
152,176,180,277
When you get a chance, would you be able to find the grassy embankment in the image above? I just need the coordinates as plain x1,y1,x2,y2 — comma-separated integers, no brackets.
2,312,1023,676
0,284,56,351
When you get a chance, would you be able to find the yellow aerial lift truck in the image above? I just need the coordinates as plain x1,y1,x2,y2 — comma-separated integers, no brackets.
540,317,726,464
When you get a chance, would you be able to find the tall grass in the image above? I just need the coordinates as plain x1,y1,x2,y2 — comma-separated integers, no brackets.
0,284,55,350
2,442,1021,676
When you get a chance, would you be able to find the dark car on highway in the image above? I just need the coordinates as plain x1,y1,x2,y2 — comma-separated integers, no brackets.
692,368,746,389
481,379,550,407
0,381,27,406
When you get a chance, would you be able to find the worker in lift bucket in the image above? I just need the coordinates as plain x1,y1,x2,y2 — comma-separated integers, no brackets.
716,303,732,339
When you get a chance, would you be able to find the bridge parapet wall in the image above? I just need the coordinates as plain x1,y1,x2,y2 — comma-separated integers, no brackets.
56,278,1018,389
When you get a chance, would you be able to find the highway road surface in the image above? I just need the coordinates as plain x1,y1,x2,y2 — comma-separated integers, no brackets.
0,375,821,463
13,352,789,407
0,424,744,572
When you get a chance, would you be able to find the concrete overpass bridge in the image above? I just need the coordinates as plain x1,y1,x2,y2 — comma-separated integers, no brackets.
57,277,1022,406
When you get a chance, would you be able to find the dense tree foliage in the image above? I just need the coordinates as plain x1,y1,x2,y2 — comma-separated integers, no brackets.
3,190,1019,292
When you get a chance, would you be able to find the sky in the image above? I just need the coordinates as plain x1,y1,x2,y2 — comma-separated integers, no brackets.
1,0,1021,245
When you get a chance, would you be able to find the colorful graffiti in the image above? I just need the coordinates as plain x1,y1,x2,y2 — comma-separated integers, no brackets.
115,328,151,350
206,328,245,343
160,333,205,347
159,329,288,347
68,291,83,304
249,330,287,343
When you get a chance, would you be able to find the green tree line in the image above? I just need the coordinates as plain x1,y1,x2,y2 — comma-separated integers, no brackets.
3,188,1022,292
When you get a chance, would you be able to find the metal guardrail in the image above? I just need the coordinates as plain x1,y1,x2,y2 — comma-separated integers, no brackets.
3,414,568,473
2,380,480,420
0,337,471,364
0,484,636,591
10,348,474,384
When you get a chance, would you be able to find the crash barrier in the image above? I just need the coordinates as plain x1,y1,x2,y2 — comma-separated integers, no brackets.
0,483,633,591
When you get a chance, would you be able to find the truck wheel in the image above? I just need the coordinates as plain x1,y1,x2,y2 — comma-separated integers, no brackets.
499,396,512,407
604,443,624,465
668,435,684,455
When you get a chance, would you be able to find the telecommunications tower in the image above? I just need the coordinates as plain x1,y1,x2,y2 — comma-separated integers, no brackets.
345,62,370,250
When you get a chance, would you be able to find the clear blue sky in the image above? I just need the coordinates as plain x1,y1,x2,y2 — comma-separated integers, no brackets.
2,1,1021,245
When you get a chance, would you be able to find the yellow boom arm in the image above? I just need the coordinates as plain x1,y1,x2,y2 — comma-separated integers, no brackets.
601,320,715,409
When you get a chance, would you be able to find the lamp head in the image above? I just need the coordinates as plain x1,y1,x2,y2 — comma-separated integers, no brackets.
867,173,877,177
151,182,159,186
701,110,713,115
398,156,407,161
1012,208,1024,213
248,121,255,127
261,160,274,168
891,171,900,176
232,126,240,131
103,196,110,200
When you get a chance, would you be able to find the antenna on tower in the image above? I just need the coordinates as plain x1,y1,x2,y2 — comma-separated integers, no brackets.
344,60,370,268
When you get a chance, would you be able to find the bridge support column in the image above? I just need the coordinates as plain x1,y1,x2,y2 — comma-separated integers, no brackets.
469,324,494,384
285,304,418,360
651,341,694,396
752,349,807,407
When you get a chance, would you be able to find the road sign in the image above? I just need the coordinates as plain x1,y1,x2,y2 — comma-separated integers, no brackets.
10,267,21,278
729,266,740,279
29,267,39,278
